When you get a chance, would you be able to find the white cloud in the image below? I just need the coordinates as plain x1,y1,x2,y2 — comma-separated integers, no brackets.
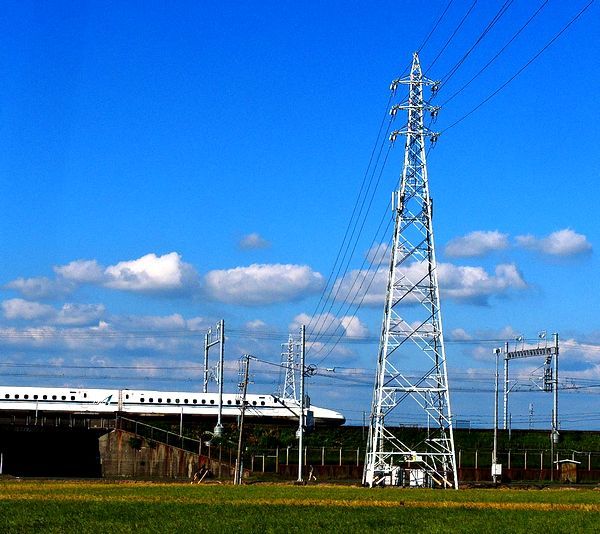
289,312,368,339
332,268,388,307
448,328,472,341
340,316,369,338
54,259,105,283
445,230,509,257
516,228,592,257
239,233,270,250
333,261,527,307
2,298,54,320
8,252,200,299
438,262,527,304
244,319,268,330
366,243,390,265
104,252,199,293
1,299,105,326
204,264,324,305
5,276,74,300
54,303,105,326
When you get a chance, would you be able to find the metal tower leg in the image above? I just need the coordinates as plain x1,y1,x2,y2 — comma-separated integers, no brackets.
363,52,457,489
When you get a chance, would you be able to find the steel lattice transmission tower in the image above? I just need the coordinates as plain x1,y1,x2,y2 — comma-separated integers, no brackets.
280,335,299,400
363,52,457,489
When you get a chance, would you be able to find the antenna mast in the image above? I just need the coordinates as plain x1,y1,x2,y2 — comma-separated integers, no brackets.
363,52,457,489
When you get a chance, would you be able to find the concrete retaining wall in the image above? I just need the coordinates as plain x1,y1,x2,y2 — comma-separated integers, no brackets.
99,429,236,480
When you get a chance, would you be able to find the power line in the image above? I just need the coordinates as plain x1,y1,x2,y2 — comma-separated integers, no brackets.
439,0,550,107
439,0,513,86
442,0,596,133
417,0,455,54
427,0,478,73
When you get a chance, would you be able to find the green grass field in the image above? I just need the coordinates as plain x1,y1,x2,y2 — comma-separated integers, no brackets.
1,480,600,533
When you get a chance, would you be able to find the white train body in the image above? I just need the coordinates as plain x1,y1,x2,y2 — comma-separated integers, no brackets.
0,385,345,425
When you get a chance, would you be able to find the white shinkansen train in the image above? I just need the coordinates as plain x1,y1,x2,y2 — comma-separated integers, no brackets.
0,385,345,425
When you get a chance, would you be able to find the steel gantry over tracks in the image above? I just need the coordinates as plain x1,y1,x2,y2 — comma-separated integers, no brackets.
363,52,457,489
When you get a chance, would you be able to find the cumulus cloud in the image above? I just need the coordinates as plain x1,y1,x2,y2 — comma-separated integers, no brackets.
54,303,106,326
7,252,201,299
448,328,472,341
438,262,527,304
2,299,55,321
366,243,391,265
239,233,270,250
204,264,324,305
104,252,199,293
445,230,509,258
0,310,211,355
1,298,105,326
332,268,388,307
515,228,592,257
5,276,74,300
289,312,368,339
244,319,268,330
333,261,527,307
54,259,105,283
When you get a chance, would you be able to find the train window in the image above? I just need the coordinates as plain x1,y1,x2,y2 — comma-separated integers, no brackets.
15,394,19,399
125,394,129,399
261,401,265,406
71,396,75,401
252,401,257,406
210,399,215,405
167,398,171,403
193,399,197,404
4,394,8,399
157,398,162,403
84,393,87,398
140,398,145,403
33,395,38,400
43,395,47,400
184,399,189,404
149,398,154,403
24,394,29,399
227,400,231,405
235,400,240,405
52,395,56,400
61,396,66,400
201,399,206,404
175,399,179,404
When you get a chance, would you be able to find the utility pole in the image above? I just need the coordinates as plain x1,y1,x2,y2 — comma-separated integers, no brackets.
493,348,501,484
551,332,559,482
204,320,226,437
234,354,250,485
217,319,225,437
203,332,210,393
503,341,509,430
297,325,306,484
363,52,457,489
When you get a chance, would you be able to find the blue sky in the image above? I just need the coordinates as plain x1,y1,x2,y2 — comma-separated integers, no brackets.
1,1,599,429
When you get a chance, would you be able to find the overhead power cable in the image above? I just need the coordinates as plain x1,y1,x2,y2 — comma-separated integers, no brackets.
417,0,455,54
306,95,394,335
427,0,478,72
442,0,596,133
309,145,393,343
439,0,513,86
440,0,550,107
